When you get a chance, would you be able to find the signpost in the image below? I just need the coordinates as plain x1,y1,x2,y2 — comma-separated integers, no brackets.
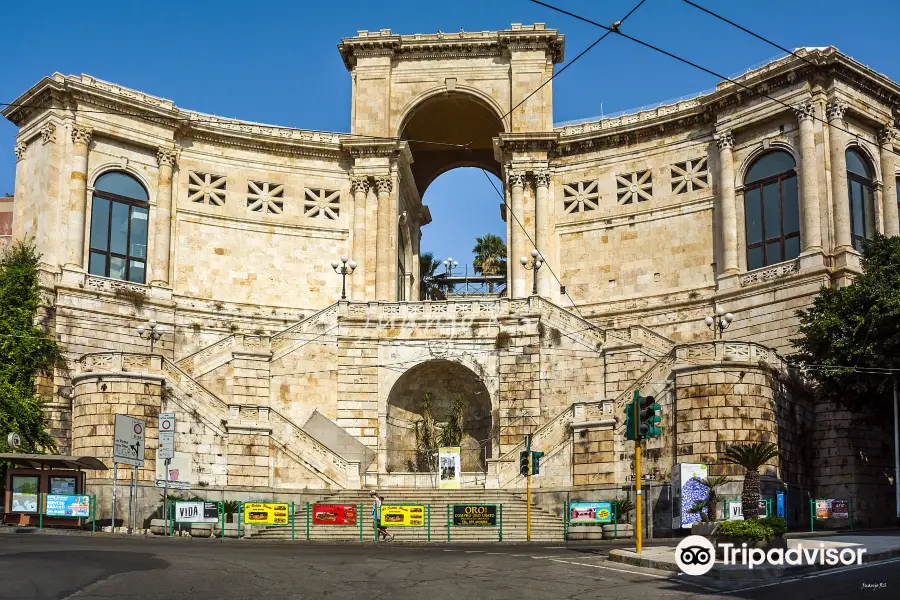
112,414,145,532
158,413,175,521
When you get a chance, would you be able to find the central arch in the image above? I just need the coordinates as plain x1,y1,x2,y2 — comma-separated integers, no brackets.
385,359,493,474
398,89,505,195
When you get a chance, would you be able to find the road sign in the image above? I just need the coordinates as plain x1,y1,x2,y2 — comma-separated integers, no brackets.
113,414,145,466
158,413,175,460
155,479,190,491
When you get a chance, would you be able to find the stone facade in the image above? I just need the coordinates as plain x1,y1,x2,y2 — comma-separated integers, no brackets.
4,26,900,526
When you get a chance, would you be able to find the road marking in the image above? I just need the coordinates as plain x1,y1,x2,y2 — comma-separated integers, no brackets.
719,556,900,595
465,551,486,554
544,546,566,549
511,554,528,557
442,549,458,552
486,552,505,555
549,559,721,592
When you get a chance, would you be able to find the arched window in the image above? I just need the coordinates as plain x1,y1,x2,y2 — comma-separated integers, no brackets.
743,151,800,270
88,171,149,283
846,148,876,251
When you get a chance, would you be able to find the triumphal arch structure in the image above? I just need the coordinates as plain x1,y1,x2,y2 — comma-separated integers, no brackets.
5,24,900,526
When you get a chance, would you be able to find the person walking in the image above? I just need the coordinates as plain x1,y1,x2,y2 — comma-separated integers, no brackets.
371,491,394,542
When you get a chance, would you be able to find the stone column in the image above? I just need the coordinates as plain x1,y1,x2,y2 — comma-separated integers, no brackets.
508,171,527,298
827,100,852,251
533,170,552,297
795,102,823,251
715,131,739,274
878,127,899,237
65,125,92,269
151,147,176,287
13,142,27,242
374,175,393,301
350,176,370,299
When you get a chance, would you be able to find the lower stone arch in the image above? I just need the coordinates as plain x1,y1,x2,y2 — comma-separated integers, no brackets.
385,359,492,473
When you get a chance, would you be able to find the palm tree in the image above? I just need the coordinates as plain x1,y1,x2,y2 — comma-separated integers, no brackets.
723,442,779,519
419,252,446,300
472,234,507,293
687,475,732,522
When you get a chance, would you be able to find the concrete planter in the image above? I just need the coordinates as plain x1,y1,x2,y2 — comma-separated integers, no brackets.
149,519,168,536
566,525,604,541
714,534,786,558
691,522,720,538
602,523,633,539
215,521,241,538
190,524,214,538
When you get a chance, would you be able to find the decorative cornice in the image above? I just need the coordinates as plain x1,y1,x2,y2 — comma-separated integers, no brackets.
794,100,815,123
156,147,177,168
14,142,26,161
507,171,526,188
495,132,559,156
714,130,734,151
349,176,370,195
533,170,551,188
40,122,56,145
375,176,393,194
71,125,93,146
826,99,847,122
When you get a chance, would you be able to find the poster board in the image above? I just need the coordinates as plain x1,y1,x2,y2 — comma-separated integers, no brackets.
243,502,289,525
174,501,219,523
453,504,497,526
439,447,461,489
675,463,708,528
45,495,91,518
380,505,425,527
312,504,357,525
568,501,613,524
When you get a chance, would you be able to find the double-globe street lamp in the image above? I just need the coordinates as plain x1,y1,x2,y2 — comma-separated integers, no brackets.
443,257,458,277
520,249,543,295
705,305,734,340
331,255,357,300
136,319,167,353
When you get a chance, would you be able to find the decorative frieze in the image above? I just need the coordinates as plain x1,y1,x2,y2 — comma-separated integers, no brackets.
562,180,599,213
187,171,227,206
247,181,284,214
670,157,709,194
615,170,652,204
739,259,800,287
303,188,341,220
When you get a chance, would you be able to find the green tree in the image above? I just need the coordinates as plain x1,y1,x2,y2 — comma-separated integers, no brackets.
419,252,447,300
723,442,779,520
687,475,732,522
472,233,507,293
0,241,65,470
791,234,900,420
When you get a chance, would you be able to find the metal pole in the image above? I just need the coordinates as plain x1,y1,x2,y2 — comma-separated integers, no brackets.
446,504,450,542
635,436,643,553
499,504,503,542
112,463,118,531
894,381,899,519
128,467,135,533
526,434,532,542
163,458,170,523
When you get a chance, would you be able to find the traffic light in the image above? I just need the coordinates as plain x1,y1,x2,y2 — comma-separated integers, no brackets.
624,399,637,441
531,451,545,475
519,450,530,476
638,394,662,439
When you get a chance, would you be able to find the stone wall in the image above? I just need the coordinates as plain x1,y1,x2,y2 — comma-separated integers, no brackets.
572,427,615,487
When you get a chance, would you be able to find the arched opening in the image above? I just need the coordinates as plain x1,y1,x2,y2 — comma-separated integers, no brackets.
88,171,150,283
743,150,799,270
386,359,492,474
846,147,876,251
400,92,506,298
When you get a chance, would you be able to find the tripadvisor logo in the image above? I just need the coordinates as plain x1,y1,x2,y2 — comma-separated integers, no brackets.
675,535,867,576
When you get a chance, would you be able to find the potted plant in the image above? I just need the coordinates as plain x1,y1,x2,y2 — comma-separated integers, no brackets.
688,475,732,537
602,499,635,539
714,516,787,557
723,442,779,520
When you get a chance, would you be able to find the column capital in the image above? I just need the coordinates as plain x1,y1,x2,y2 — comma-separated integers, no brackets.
374,175,393,195
156,147,177,168
877,126,897,148
14,142,26,161
41,122,57,145
533,170,551,188
507,171,526,188
350,175,370,194
71,125,93,146
826,99,847,123
794,100,815,123
714,130,734,151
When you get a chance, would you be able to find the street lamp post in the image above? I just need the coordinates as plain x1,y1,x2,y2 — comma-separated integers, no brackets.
443,257,458,277
704,305,734,340
331,255,357,300
136,319,166,353
521,249,543,296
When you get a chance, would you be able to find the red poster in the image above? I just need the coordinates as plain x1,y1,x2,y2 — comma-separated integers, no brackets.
312,503,357,525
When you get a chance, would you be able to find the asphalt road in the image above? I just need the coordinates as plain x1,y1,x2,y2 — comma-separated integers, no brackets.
0,534,896,600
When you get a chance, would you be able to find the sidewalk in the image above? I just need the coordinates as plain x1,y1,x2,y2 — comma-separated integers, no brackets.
608,531,900,590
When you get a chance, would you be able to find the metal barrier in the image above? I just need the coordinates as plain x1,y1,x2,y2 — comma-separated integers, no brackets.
37,493,97,533
809,497,854,532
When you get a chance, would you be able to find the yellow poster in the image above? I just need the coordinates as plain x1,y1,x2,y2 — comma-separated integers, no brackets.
243,502,289,525
380,505,425,527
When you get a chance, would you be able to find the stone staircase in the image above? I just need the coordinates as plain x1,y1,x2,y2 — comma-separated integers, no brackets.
251,489,565,542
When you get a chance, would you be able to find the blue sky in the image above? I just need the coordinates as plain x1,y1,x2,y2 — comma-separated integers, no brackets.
3,0,899,271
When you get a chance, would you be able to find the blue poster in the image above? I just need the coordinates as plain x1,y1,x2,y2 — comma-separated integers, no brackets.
776,491,786,518
568,502,613,524
45,495,91,517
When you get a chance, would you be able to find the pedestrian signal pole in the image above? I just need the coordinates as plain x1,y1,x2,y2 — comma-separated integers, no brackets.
525,433,532,542
632,391,643,553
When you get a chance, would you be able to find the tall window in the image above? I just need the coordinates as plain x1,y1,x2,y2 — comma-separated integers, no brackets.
743,151,800,270
846,148,876,251
88,172,149,283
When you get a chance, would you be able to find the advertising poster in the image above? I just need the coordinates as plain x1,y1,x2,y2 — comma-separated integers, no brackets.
776,491,786,518
45,495,91,518
677,463,709,528
568,501,613,524
831,499,850,519
453,504,497,526
439,447,461,490
49,477,76,496
175,501,219,523
380,505,425,527
243,502,289,525
815,499,831,519
312,504,357,526
11,475,39,513
726,500,769,521
155,451,192,490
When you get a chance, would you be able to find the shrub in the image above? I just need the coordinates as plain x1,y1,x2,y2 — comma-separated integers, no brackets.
495,330,512,349
717,517,784,542
759,516,787,537
114,287,145,311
